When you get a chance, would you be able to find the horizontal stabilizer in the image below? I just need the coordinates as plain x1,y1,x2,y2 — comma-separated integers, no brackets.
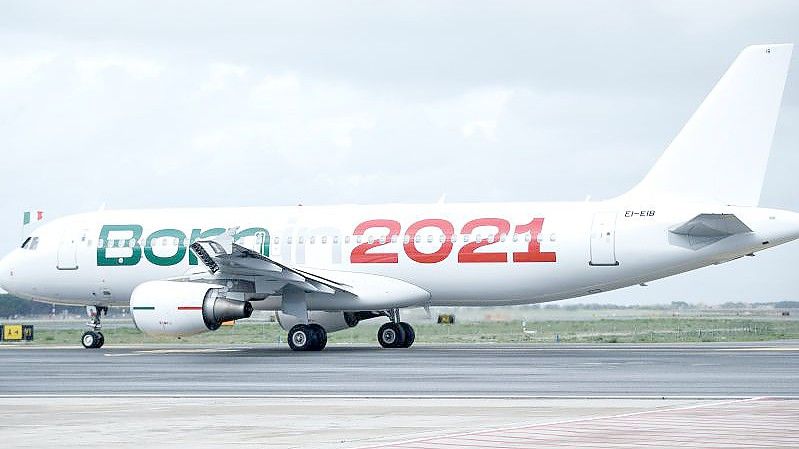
669,214,752,250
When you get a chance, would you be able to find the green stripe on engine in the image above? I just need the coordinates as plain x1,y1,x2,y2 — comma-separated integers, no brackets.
132,306,155,310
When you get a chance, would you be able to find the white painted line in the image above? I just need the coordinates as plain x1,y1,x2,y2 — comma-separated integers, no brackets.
351,397,768,449
0,394,793,400
133,348,243,354
718,347,799,351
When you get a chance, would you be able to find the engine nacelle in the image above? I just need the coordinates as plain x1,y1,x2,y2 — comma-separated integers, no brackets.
131,280,253,337
276,311,359,333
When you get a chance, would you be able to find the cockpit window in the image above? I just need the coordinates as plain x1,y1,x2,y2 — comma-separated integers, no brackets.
21,237,39,250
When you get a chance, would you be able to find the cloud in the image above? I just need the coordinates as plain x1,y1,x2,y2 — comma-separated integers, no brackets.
1,2,799,304
0,54,55,86
200,62,249,92
74,55,164,82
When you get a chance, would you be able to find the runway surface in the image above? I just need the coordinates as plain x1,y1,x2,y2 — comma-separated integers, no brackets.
1,341,797,396
1,342,798,448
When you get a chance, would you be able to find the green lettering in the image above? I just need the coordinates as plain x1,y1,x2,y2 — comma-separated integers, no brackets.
235,227,270,256
144,229,187,266
188,228,225,265
97,225,143,266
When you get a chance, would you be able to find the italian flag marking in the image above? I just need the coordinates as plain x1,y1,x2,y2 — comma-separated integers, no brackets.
23,210,44,225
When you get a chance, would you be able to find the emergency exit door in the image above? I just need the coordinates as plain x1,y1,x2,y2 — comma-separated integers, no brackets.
589,212,619,266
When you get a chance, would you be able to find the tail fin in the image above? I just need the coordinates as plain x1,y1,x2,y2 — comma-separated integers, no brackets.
625,44,792,206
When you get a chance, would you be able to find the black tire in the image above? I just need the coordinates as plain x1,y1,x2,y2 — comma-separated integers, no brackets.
81,331,99,349
398,322,415,348
308,324,327,351
96,332,105,348
378,322,406,348
288,324,312,351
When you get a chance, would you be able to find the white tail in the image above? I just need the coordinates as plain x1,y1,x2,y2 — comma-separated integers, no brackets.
625,44,792,206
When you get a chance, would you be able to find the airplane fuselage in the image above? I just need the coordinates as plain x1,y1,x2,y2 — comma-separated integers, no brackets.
3,200,798,309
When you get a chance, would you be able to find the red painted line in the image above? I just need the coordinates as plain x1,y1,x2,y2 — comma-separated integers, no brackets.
177,306,202,311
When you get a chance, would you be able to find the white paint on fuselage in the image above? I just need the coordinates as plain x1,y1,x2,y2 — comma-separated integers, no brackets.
2,200,798,310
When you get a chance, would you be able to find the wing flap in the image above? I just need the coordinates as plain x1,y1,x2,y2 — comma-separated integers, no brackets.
190,240,352,295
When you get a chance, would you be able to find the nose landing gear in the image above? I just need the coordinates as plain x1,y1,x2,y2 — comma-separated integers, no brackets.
81,305,107,349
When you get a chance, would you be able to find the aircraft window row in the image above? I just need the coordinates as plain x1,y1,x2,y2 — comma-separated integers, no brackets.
90,233,556,249
271,233,550,244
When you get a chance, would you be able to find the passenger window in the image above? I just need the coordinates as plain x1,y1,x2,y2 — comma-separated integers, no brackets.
321,236,327,244
309,236,315,244
287,236,293,245
344,236,350,244
333,236,339,244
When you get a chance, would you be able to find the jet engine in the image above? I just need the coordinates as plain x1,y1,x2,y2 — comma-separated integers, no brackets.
130,280,252,337
276,311,360,333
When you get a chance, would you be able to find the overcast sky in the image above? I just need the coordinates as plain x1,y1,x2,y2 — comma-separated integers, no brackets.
1,1,798,304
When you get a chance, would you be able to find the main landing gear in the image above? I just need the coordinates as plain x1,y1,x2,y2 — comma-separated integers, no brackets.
81,305,107,349
377,309,415,349
287,323,328,351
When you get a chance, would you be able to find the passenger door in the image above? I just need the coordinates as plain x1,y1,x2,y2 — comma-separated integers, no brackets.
589,212,619,266
57,228,86,270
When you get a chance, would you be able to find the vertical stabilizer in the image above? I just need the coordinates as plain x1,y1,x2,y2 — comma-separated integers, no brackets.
625,44,792,206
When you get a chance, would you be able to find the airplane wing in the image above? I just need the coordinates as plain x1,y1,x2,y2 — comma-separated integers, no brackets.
187,229,430,309
190,240,352,295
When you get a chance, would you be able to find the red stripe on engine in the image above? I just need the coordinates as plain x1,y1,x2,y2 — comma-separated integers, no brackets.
177,306,202,311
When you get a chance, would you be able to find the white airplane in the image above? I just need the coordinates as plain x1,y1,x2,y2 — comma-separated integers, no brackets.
0,44,795,351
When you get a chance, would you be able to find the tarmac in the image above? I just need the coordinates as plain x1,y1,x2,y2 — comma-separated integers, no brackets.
0,342,797,448
0,341,796,396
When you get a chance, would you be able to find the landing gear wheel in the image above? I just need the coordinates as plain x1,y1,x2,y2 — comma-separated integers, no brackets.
398,322,415,348
308,324,327,351
82,305,107,349
81,331,103,349
378,322,406,348
288,324,312,351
